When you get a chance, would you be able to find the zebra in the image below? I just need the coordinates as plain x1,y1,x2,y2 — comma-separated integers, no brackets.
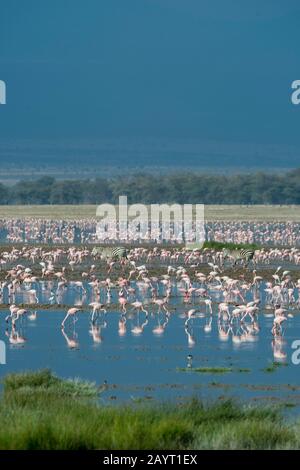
91,246,128,262
222,248,255,267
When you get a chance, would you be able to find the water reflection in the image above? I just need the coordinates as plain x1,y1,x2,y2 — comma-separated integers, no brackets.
0,276,299,407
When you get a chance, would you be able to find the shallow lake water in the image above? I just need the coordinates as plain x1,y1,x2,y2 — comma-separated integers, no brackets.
1,281,300,413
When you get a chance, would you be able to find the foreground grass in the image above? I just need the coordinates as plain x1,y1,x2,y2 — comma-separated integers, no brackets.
0,369,300,450
3,368,98,398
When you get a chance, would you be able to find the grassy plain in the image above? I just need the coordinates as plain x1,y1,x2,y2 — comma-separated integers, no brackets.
0,205,300,221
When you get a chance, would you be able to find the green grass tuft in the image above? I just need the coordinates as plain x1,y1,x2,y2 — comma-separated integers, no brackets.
202,241,259,250
262,362,288,373
3,369,98,400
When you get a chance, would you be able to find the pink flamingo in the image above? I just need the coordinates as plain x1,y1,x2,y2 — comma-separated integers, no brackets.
184,309,198,327
218,302,230,321
153,298,169,314
7,308,27,326
5,304,19,323
118,296,127,313
61,307,81,328
131,301,148,315
89,302,107,323
272,312,287,335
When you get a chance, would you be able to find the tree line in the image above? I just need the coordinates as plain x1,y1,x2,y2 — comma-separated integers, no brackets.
1,169,300,205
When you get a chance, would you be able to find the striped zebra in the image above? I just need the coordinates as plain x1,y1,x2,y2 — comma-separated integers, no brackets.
222,248,255,267
91,246,128,261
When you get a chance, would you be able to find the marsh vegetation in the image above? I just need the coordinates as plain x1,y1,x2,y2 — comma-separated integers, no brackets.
1,370,300,450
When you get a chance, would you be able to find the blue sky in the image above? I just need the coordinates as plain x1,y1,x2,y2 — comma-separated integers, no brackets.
0,0,299,167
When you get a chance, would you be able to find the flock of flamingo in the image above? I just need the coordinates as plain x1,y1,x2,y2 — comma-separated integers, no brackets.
0,244,300,362
1,218,300,246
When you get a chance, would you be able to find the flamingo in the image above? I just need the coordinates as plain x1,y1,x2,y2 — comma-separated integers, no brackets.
118,296,128,313
61,327,79,349
131,301,148,314
61,307,81,328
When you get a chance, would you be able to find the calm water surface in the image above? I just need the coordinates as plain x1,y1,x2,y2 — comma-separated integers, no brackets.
1,282,300,412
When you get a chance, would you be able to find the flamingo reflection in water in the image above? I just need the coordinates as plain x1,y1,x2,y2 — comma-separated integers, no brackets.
152,312,170,335
5,324,27,346
5,305,27,327
89,302,107,324
131,310,148,336
61,326,79,349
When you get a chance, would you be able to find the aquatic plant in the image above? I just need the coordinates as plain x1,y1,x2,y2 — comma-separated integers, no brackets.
202,241,259,250
178,367,232,374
